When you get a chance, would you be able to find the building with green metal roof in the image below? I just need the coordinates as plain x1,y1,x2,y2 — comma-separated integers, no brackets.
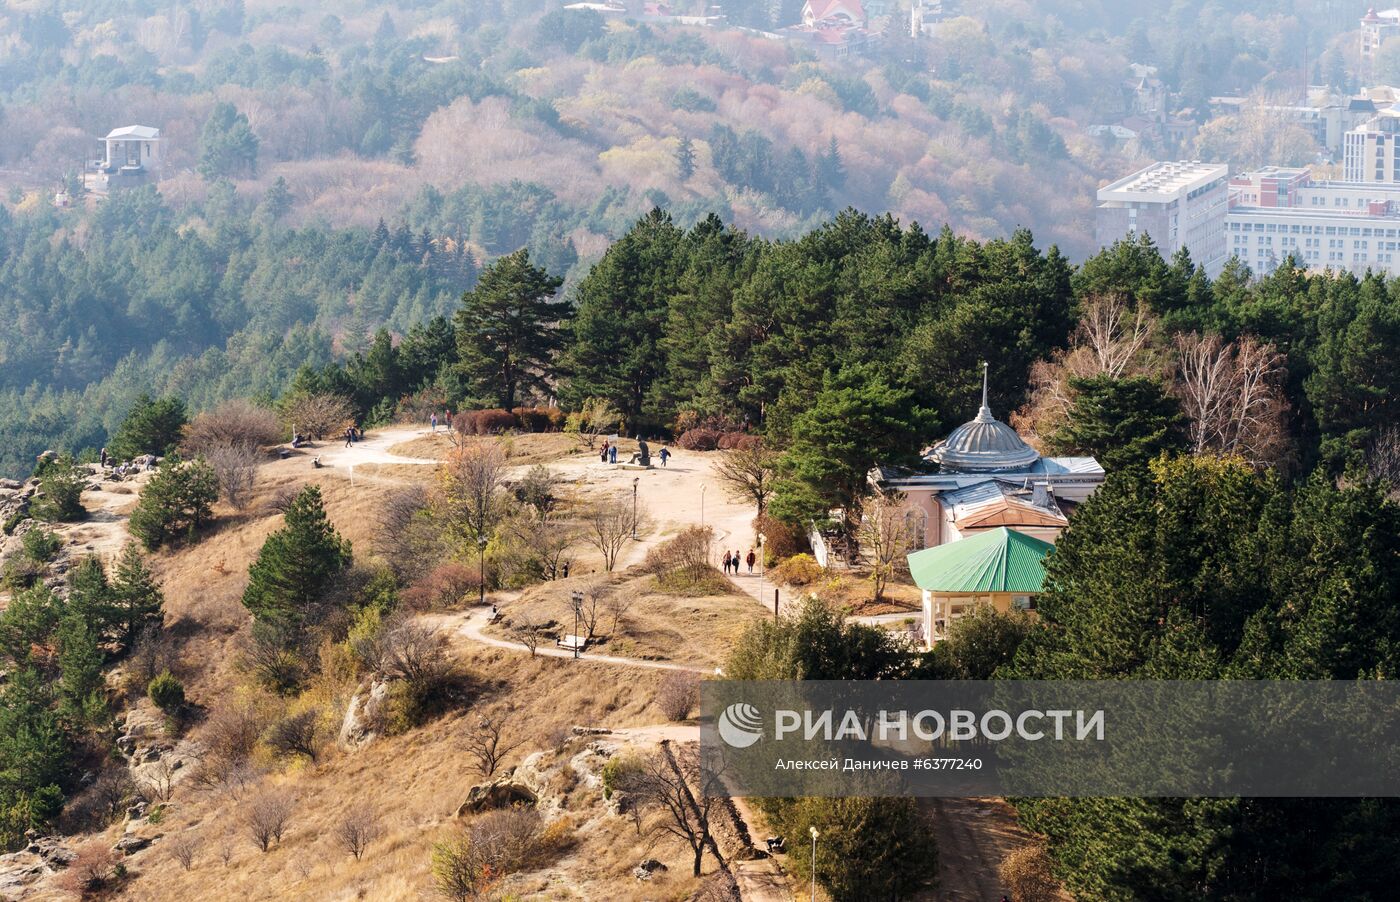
907,526,1054,646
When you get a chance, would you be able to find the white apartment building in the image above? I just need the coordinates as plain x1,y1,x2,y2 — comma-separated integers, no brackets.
1095,161,1230,274
1362,9,1400,83
1343,107,1400,182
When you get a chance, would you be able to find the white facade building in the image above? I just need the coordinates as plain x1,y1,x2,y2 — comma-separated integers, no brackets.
1227,167,1400,276
1095,161,1230,274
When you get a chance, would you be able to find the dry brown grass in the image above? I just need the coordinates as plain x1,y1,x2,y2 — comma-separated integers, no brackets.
488,571,753,669
387,431,587,467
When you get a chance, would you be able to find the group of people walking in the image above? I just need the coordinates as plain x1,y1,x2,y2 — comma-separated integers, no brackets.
723,548,757,575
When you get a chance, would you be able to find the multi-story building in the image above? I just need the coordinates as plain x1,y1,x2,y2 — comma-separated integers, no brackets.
1343,107,1400,182
1361,8,1400,83
1226,167,1400,276
1095,160,1230,274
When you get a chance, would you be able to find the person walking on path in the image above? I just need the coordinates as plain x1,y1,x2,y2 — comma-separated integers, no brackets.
732,551,741,576
600,439,609,463
723,551,733,574
746,549,756,573
609,444,618,464
659,447,671,467
345,427,354,448
99,447,108,468
431,412,438,432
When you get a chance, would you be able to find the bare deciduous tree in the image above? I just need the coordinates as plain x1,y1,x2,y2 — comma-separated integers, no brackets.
283,392,355,441
713,442,779,532
1015,294,1166,443
575,580,612,638
336,805,381,861
615,745,721,877
375,484,446,580
580,496,647,572
139,758,178,803
604,590,635,637
206,441,262,510
360,614,451,687
1174,332,1290,466
266,710,320,763
463,709,523,777
183,399,281,454
510,613,543,657
655,671,699,722
857,490,918,603
440,439,508,548
245,790,295,852
91,768,136,823
170,834,199,871
1367,425,1400,491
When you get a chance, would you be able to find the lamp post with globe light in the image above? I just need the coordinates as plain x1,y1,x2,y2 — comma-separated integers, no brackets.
809,826,819,900
477,535,488,607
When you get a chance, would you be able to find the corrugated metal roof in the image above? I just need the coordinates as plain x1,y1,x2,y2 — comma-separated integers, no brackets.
907,527,1053,594
105,125,160,140
941,480,1066,527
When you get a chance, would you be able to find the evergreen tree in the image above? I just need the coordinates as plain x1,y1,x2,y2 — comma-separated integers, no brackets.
242,485,351,635
128,457,219,550
197,102,259,180
109,393,188,460
769,364,927,533
452,249,567,411
257,176,293,222
562,209,684,424
108,543,165,653
676,136,696,181
55,616,106,728
1049,374,1186,470
817,136,846,189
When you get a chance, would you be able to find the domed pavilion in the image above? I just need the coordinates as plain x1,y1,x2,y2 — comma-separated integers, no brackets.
878,364,1104,547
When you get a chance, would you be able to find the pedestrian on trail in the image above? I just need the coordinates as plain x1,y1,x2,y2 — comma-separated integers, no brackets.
562,561,571,579
600,439,609,463
99,447,108,468
723,550,732,574
609,444,618,464
345,427,354,448
431,412,438,432
746,549,756,573
732,551,741,575
659,447,670,467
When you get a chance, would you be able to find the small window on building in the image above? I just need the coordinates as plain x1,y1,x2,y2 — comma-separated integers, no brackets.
1012,595,1036,612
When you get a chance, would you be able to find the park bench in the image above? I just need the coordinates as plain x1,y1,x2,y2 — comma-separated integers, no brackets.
557,634,589,652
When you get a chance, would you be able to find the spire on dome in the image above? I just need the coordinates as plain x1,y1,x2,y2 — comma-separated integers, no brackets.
976,360,994,423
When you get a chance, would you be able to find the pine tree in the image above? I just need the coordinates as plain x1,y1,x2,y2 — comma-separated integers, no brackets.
108,543,165,653
1050,375,1186,470
242,486,351,635
453,249,568,411
676,137,696,181
817,136,846,189
258,176,293,222
197,102,259,180
128,457,219,550
55,616,106,728
109,394,188,460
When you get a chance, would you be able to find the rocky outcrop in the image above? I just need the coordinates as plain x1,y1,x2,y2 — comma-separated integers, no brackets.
455,780,539,816
339,679,391,748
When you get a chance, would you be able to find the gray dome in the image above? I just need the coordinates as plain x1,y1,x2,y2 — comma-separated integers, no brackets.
930,367,1040,472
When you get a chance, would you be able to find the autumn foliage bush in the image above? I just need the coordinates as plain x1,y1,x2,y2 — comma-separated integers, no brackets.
717,431,760,450
401,562,481,611
512,407,566,432
770,553,824,587
455,409,519,435
677,428,721,451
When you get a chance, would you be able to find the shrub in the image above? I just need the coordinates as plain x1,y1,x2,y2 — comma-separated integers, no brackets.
644,526,729,594
147,669,185,714
755,513,807,562
455,409,519,435
770,553,824,587
655,671,699,722
999,843,1061,902
182,400,281,454
677,428,721,451
31,456,87,523
400,562,480,611
512,406,565,432
395,387,449,425
21,527,62,562
717,431,761,451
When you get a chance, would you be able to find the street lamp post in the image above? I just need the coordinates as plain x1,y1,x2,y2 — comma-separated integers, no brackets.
809,826,819,901
757,533,768,620
632,477,639,540
569,590,584,660
477,535,488,607
700,485,706,528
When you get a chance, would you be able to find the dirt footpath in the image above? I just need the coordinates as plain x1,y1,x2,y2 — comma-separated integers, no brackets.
921,797,1060,901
